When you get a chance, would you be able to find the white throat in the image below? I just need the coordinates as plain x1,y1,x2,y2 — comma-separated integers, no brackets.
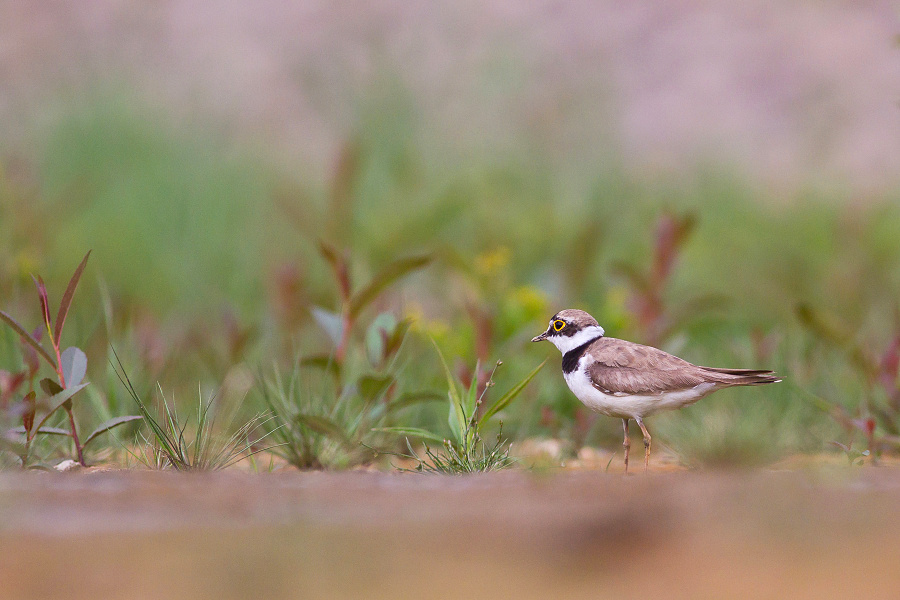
548,325,605,354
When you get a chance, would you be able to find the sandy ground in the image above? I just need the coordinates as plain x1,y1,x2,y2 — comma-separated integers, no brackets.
2,466,900,600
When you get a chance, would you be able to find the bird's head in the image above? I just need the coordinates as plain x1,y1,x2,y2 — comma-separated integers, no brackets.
531,309,605,354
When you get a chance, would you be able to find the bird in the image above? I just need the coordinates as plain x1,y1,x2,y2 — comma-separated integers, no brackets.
532,309,780,473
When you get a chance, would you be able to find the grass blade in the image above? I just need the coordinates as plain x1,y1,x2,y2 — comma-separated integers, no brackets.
431,339,462,408
111,352,182,467
479,359,546,430
431,339,465,443
375,426,446,444
10,426,73,436
295,414,352,447
54,251,91,345
387,391,444,411
299,354,342,377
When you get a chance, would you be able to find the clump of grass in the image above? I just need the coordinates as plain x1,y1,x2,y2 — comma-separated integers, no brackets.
793,303,900,464
379,343,545,474
113,356,275,471
258,241,438,470
259,363,373,470
258,327,439,469
395,424,516,474
659,401,786,468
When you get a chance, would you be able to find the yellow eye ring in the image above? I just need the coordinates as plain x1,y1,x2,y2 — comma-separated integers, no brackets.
553,320,566,332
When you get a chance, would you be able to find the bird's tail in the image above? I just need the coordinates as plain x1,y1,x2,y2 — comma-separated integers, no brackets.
701,367,781,386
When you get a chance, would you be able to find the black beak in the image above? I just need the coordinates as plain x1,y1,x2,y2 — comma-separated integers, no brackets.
531,328,550,343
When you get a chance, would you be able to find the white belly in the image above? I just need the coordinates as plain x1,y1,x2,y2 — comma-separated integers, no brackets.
562,362,717,419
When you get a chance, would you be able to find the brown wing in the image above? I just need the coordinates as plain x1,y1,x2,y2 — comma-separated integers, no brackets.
586,338,714,395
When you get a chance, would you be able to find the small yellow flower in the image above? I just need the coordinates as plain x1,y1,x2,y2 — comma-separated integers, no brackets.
607,285,628,311
604,285,632,331
509,285,548,317
405,303,425,331
406,304,450,340
15,251,40,279
474,247,511,277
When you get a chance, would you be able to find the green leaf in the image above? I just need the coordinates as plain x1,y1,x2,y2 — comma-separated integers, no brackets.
60,346,88,388
478,359,546,431
796,303,874,377
82,415,143,449
383,318,412,360
448,397,463,446
299,354,342,378
38,426,72,436
40,378,63,396
11,426,72,436
387,391,444,411
795,303,850,346
374,426,445,444
0,310,55,367
0,435,27,458
295,414,352,447
33,382,89,435
357,374,394,402
348,254,432,320
365,312,397,367
54,251,91,345
431,339,465,444
431,339,461,405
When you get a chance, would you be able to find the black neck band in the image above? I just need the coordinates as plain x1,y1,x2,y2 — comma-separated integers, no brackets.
562,335,603,374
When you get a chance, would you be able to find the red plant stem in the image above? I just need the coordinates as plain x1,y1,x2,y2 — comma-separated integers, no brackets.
22,436,32,468
65,405,86,466
52,343,66,388
335,311,353,366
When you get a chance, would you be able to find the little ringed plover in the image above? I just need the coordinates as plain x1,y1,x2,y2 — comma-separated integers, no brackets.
532,309,780,473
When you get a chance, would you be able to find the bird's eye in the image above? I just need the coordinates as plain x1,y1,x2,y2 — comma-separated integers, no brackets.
553,320,566,332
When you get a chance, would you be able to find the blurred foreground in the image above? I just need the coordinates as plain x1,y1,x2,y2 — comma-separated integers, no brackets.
2,467,900,599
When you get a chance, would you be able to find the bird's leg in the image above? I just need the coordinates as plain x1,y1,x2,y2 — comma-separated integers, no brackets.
635,417,651,473
622,418,631,475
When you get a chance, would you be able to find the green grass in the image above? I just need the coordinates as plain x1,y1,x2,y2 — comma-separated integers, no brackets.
381,350,546,474
114,358,275,471
2,92,900,470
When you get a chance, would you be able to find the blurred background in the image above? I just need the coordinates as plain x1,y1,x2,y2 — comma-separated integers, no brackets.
2,0,900,467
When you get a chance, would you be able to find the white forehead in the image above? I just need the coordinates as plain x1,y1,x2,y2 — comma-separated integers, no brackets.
546,325,605,354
